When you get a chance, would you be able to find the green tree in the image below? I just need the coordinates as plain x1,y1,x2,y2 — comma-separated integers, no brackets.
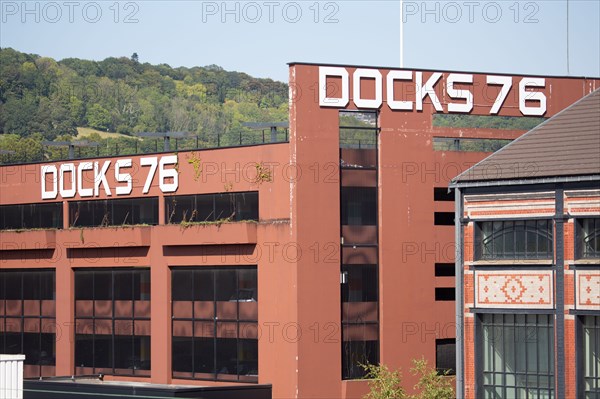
409,358,454,399
87,103,112,131
362,363,407,399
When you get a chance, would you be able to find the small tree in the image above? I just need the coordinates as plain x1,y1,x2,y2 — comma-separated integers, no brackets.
410,357,455,399
362,363,407,399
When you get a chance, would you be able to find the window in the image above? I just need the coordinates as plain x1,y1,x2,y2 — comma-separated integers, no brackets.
165,192,258,224
69,198,158,227
0,203,62,230
74,269,151,376
580,315,600,398
475,220,553,260
435,288,455,301
434,188,454,202
171,267,258,382
341,264,379,379
434,212,455,226
479,314,554,399
436,338,456,375
0,270,56,378
339,111,380,380
341,187,377,226
576,218,600,259
435,263,455,277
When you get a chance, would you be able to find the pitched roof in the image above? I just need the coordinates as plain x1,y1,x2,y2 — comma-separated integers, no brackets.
452,88,600,183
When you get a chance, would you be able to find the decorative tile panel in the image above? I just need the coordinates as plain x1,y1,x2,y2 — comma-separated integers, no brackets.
576,270,600,311
475,270,554,309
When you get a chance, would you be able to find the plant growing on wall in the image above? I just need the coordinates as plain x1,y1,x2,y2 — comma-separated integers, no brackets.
186,152,202,181
253,162,272,185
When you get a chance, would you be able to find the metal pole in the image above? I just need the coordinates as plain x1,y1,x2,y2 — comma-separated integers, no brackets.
400,0,404,68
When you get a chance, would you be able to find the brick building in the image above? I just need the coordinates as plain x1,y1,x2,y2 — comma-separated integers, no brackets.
451,89,600,398
1,63,599,398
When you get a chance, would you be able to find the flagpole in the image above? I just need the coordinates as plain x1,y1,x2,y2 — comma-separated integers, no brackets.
400,0,404,68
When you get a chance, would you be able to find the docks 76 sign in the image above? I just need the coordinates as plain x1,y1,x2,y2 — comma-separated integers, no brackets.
318,66,547,116
41,155,178,200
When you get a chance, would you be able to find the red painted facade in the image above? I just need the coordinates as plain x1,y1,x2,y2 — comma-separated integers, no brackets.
1,63,599,398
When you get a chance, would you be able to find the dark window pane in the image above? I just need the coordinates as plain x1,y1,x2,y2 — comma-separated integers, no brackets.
435,263,455,277
436,338,456,374
342,265,377,303
434,188,454,202
0,203,62,230
434,212,455,226
75,335,94,368
134,336,151,371
194,337,215,375
215,269,237,302
94,272,112,301
235,193,258,221
23,332,41,365
435,288,455,301
238,338,258,379
172,270,193,301
214,194,235,221
113,271,133,301
94,335,113,368
39,272,55,300
342,339,379,379
172,337,193,372
5,273,21,300
23,272,40,300
216,336,238,379
341,187,376,226
194,269,214,302
578,218,600,259
114,335,134,370
75,271,94,300
69,198,158,227
40,333,55,366
237,268,257,302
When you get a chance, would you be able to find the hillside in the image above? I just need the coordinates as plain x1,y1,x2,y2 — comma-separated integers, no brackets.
0,48,288,162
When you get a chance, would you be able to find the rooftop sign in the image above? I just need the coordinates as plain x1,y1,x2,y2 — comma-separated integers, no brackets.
318,66,547,116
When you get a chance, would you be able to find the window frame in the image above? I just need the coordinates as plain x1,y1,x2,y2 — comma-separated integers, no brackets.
575,218,600,259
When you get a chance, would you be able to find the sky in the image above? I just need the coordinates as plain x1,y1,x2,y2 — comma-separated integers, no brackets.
1,0,599,83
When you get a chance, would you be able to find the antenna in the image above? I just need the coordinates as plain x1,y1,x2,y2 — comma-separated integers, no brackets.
135,132,192,152
42,140,100,159
242,122,289,143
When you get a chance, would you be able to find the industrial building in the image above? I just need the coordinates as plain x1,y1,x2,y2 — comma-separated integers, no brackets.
451,89,600,399
1,63,599,398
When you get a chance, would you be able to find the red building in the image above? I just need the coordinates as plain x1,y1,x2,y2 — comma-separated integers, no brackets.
1,63,598,398
451,89,600,399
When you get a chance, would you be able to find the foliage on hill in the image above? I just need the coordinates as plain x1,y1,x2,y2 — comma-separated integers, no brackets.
0,48,288,161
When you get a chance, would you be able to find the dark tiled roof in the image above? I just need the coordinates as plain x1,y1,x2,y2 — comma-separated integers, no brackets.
452,89,600,183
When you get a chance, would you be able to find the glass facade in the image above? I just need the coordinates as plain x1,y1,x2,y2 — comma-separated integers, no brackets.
475,220,553,260
339,111,379,379
480,314,555,399
581,315,600,399
69,197,158,227
0,270,56,378
171,267,258,382
165,192,258,224
74,269,151,376
0,203,62,230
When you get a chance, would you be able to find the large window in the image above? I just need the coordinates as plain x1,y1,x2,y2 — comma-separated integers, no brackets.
475,220,553,260
171,267,258,382
436,338,456,375
576,218,600,259
340,111,379,379
580,315,600,399
0,203,62,230
479,314,554,399
165,192,258,224
0,270,56,378
69,198,158,227
74,269,151,376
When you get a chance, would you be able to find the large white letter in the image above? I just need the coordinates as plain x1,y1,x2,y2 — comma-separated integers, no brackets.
319,66,349,107
519,78,546,116
447,73,473,113
115,159,133,195
59,163,76,198
159,155,179,193
487,75,512,114
387,70,413,110
141,157,158,194
41,165,58,200
94,161,111,197
77,162,94,197
353,68,382,109
416,72,443,111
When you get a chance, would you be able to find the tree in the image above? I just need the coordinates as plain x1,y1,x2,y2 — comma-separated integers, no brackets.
361,359,455,399
131,52,139,63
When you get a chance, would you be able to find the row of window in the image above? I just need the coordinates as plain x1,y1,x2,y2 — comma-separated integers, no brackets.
0,267,257,382
475,218,599,260
0,192,259,230
478,313,600,399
